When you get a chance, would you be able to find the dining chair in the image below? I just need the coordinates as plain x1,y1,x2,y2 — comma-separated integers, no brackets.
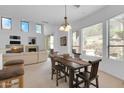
72,49,81,59
50,53,67,86
75,59,102,88
74,53,81,60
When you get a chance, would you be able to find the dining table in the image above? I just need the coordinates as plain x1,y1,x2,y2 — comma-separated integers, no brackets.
53,54,91,88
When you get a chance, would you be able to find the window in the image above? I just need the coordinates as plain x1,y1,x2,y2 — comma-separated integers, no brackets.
36,24,42,34
1,17,12,30
72,31,80,53
49,35,54,49
108,14,124,60
82,23,103,56
21,21,29,32
46,35,54,50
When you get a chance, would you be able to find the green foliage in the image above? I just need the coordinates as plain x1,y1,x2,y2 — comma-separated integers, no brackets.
110,30,124,39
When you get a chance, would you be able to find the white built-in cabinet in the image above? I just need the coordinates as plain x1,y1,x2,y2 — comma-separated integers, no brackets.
3,50,48,65
38,51,48,62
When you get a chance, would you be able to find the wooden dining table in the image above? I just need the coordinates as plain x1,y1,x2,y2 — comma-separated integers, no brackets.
53,55,90,88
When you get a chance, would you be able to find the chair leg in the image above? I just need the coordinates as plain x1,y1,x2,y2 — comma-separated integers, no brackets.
76,76,78,88
96,77,99,88
84,80,90,88
65,75,67,82
19,76,24,88
87,81,90,88
78,69,80,72
51,69,54,80
56,70,58,86
59,70,61,77
66,67,69,75
64,69,67,82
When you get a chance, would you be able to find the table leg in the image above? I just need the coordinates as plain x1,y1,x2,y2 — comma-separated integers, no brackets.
69,68,74,88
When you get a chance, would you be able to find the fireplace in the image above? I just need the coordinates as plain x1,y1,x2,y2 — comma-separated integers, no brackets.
28,48,37,52
6,45,24,53
25,45,39,52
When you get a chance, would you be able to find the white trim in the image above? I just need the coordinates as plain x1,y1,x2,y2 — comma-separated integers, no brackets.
0,53,3,70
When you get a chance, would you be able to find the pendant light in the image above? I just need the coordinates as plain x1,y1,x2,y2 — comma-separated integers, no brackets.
59,5,72,32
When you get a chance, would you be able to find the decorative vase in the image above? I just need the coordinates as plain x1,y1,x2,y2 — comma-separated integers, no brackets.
32,39,36,44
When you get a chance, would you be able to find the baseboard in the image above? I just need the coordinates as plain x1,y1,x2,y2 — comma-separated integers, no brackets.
24,61,46,66
99,70,124,82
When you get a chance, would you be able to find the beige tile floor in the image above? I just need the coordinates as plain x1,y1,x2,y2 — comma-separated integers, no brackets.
24,59,124,88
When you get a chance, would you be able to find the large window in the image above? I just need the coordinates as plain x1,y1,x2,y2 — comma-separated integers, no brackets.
21,21,29,32
1,17,12,30
82,23,103,56
36,24,42,34
72,31,80,53
109,14,124,60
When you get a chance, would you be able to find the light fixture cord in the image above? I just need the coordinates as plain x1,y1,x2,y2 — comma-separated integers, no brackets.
64,5,67,26
65,5,66,17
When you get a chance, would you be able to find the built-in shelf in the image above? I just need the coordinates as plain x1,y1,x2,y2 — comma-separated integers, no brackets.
28,37,36,44
9,35,21,44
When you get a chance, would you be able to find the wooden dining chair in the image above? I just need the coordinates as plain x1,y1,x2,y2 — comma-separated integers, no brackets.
74,53,81,60
75,59,102,88
50,53,67,86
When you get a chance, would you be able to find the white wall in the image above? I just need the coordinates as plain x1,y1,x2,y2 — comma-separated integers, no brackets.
0,15,46,50
72,5,124,31
53,27,68,53
0,12,54,51
44,23,55,36
53,5,124,80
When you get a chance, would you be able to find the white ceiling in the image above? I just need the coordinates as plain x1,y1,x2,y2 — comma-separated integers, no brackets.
0,5,106,25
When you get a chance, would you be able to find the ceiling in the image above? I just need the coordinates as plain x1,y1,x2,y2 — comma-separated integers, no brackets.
0,5,106,25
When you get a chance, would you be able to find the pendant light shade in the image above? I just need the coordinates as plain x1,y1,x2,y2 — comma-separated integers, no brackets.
59,5,72,32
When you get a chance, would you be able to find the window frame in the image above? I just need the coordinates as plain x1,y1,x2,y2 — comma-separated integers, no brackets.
108,15,124,60
72,31,80,53
20,21,29,32
81,23,103,57
35,24,42,34
49,35,54,49
1,17,12,30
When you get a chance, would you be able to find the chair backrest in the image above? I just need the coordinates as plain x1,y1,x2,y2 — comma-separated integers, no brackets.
74,53,81,59
89,59,102,80
49,50,58,67
50,49,54,54
72,49,76,54
50,56,56,67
